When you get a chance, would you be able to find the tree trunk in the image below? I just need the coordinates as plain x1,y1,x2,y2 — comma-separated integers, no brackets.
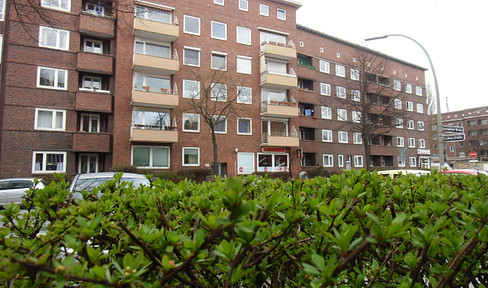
211,128,219,177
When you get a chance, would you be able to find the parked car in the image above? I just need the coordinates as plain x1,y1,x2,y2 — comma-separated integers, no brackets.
69,172,150,200
442,169,488,176
0,178,46,206
377,169,431,179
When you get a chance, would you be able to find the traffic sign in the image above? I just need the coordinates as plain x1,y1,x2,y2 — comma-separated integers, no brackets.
443,126,464,133
470,151,478,158
444,134,465,142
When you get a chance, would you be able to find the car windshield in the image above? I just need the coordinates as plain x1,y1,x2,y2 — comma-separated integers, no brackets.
71,177,150,192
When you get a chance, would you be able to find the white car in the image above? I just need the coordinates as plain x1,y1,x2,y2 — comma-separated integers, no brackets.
0,178,46,206
377,169,431,179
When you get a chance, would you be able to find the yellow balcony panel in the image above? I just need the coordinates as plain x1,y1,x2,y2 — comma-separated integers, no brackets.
132,90,178,108
260,72,297,90
131,128,178,143
133,18,179,42
133,54,179,75
261,103,298,118
264,135,299,147
262,43,296,61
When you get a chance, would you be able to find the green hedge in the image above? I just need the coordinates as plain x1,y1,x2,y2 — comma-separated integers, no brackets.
1,170,488,287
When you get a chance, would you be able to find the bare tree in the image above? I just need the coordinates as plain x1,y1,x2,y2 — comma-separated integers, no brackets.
325,49,405,170
184,68,243,177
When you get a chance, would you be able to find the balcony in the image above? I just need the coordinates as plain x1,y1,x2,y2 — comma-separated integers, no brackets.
262,133,300,147
131,126,178,143
261,101,298,118
77,51,113,74
133,53,179,75
132,89,178,109
75,89,112,113
79,13,115,38
260,70,297,90
73,132,111,152
133,18,179,42
261,41,296,61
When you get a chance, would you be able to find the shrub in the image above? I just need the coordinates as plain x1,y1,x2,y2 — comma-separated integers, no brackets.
1,170,488,287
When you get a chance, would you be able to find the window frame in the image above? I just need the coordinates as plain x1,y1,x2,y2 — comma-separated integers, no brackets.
236,26,251,45
319,60,330,73
239,0,248,11
337,108,347,121
277,8,286,20
322,129,332,142
338,131,348,143
350,69,359,81
409,157,417,167
237,86,252,104
417,103,424,113
40,0,71,12
396,136,405,147
211,51,227,71
182,113,200,132
351,90,360,102
406,101,414,111
211,83,228,102
183,15,201,35
80,113,100,132
34,108,66,131
214,0,224,5
132,146,170,169
335,64,345,77
39,26,69,51
354,155,363,167
353,133,362,144
394,99,402,110
37,66,68,90
183,46,201,67
236,55,252,74
394,80,401,91
416,86,423,96
212,115,227,134
237,117,252,135
405,83,412,93
259,4,269,16
211,21,227,40
336,86,346,98
321,106,332,119
322,154,333,167
408,137,416,148
182,147,200,166
320,83,331,96
183,79,200,99
83,38,103,54
32,151,67,173
419,139,426,148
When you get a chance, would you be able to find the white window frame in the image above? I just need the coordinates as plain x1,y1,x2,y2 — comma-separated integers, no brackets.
237,86,252,104
277,8,286,20
319,60,330,73
397,137,404,147
350,69,359,81
321,106,332,119
82,75,102,90
418,121,425,131
406,101,414,111
417,103,424,113
34,108,66,131
335,64,345,77
211,21,227,40
336,86,346,98
338,131,348,143
394,80,401,91
408,138,416,148
394,99,402,110
354,155,363,167
409,157,417,167
83,38,103,54
338,155,344,167
239,0,248,11
260,4,269,16
182,147,200,166
322,129,332,142
416,86,423,96
183,15,201,35
236,26,251,45
39,26,69,51
41,0,71,12
80,113,100,132
32,151,67,173
351,90,360,102
78,154,99,173
211,51,227,70
132,146,170,169
320,83,331,96
182,113,200,132
213,115,227,134
211,83,227,101
405,83,412,94
37,66,68,90
183,46,201,67
183,79,200,99
419,139,426,148
352,111,361,123
236,55,252,74
323,154,333,167
337,108,347,121
353,133,362,144
237,117,252,135
407,119,415,130
214,0,224,5
398,156,406,167
0,0,5,21
396,118,404,128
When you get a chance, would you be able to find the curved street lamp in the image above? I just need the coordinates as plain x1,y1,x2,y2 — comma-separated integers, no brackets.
364,34,445,168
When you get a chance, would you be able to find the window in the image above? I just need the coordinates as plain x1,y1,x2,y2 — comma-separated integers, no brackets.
408,138,416,148
468,120,477,126
398,156,406,167
396,118,404,128
80,114,100,132
335,65,345,77
83,39,103,54
406,101,413,111
352,111,361,123
405,83,412,93
135,5,171,23
396,137,404,147
323,154,333,167
336,86,346,98
320,83,331,96
450,146,455,152
350,69,359,81
211,21,227,40
407,119,414,130
79,154,98,173
183,15,200,35
277,8,286,20
354,155,363,167
394,80,401,91
416,86,423,96
301,153,316,167
258,154,288,172
418,121,425,131
419,139,426,148
409,157,417,167
39,26,69,50
260,4,269,16
82,75,101,90
182,113,200,132
214,0,224,5
300,127,315,141
35,108,66,131
183,80,200,98
236,26,251,45
0,0,5,20
33,151,66,173
322,129,332,142
212,116,227,134
237,118,251,135
135,40,171,58
41,0,70,11
319,60,330,73
239,0,248,11
338,131,348,143
211,52,227,70
37,66,67,90
337,109,347,121
84,1,105,15
353,133,362,144
237,86,252,104
183,147,200,166
133,146,170,168
321,106,332,119
352,90,360,102
237,55,252,74
132,110,170,130
338,155,344,167
394,99,402,109
211,83,227,101
183,47,200,66
417,103,424,113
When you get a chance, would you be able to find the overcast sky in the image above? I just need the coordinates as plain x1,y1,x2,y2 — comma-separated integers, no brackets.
296,0,488,113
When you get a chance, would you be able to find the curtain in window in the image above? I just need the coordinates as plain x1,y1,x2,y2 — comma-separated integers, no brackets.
38,110,53,128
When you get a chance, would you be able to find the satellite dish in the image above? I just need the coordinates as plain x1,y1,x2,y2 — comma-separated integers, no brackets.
299,171,308,179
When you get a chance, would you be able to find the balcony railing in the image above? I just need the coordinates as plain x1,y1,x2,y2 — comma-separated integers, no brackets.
132,87,178,108
131,124,178,143
261,99,298,118
260,40,296,61
260,68,297,90
261,126,299,147
133,15,179,42
133,49,179,74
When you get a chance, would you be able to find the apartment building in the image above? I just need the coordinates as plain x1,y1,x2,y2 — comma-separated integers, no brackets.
431,106,488,166
0,0,431,179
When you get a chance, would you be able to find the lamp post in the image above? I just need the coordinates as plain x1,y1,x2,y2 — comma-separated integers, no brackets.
364,34,445,168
